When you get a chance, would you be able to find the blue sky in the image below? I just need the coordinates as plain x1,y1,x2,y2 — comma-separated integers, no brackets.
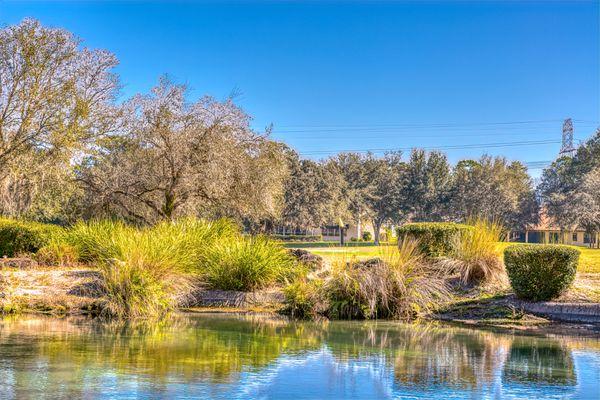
1,1,598,175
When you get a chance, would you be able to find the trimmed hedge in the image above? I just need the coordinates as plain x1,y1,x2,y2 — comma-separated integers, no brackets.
396,222,473,258
504,244,579,301
270,234,322,242
0,218,64,257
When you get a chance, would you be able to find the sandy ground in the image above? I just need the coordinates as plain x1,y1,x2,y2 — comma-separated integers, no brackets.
0,267,101,314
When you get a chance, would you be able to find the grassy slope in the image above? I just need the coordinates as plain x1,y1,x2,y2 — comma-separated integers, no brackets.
301,242,600,303
304,242,600,274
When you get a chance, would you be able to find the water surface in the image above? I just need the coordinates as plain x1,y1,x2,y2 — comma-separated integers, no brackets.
0,313,599,399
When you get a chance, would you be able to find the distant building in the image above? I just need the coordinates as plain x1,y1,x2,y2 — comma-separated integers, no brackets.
509,210,597,247
273,221,385,242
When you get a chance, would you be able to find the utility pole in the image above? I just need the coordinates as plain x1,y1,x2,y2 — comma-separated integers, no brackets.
559,118,576,157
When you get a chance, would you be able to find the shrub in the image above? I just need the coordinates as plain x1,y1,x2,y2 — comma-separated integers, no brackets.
57,219,228,318
438,219,505,284
504,245,579,301
148,218,239,273
362,231,372,242
63,220,132,262
97,244,191,319
270,234,322,242
0,218,64,257
204,236,297,291
397,222,473,258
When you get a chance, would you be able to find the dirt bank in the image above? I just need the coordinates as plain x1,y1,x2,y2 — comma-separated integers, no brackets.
2,265,600,328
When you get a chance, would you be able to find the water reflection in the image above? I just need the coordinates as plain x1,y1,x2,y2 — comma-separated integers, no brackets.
0,314,598,399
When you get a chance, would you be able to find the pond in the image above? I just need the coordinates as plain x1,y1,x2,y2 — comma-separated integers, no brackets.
0,313,599,399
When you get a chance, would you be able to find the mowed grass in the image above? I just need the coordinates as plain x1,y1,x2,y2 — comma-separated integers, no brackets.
302,243,600,274
306,245,394,263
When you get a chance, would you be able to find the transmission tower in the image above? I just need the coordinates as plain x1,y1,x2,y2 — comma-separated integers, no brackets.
559,118,575,157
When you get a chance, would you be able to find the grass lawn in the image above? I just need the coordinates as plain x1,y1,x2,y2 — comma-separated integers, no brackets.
300,242,600,274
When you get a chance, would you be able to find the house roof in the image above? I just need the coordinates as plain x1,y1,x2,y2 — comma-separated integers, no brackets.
525,207,583,231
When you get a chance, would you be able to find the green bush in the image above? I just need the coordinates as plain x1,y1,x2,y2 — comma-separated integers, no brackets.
504,245,579,301
205,236,297,291
0,218,64,257
362,231,372,241
396,222,473,258
270,234,322,242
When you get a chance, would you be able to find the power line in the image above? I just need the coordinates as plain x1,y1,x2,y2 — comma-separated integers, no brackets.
277,131,586,141
271,123,598,137
298,139,561,156
271,119,598,132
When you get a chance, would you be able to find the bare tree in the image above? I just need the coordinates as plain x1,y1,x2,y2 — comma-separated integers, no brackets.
78,78,287,224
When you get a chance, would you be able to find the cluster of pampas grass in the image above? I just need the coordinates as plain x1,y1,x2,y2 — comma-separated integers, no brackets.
437,219,505,285
284,239,450,320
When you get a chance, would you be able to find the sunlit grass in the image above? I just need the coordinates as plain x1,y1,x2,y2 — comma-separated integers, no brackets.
307,243,600,274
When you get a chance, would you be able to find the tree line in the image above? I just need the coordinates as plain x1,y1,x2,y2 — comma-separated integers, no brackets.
1,19,596,243
279,149,539,243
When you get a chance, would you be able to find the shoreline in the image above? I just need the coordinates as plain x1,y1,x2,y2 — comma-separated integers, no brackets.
2,266,600,333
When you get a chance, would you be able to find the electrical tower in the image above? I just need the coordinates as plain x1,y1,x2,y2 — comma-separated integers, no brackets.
559,118,575,157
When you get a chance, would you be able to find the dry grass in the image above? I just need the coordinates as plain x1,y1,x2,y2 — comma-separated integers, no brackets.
0,267,100,314
284,239,450,320
329,241,450,319
437,219,505,285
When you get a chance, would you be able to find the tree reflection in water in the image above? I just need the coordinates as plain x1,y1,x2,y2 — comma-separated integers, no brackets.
0,313,596,399
503,338,576,386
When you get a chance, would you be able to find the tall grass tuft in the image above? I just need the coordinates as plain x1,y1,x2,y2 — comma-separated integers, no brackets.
441,218,505,285
59,220,194,319
284,239,450,320
35,238,80,267
327,240,450,319
204,235,297,291
64,220,132,262
148,218,239,273
97,228,192,319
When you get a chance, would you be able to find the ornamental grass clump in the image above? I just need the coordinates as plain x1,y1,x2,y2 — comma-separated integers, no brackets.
63,220,129,262
145,217,239,273
282,279,327,319
58,220,194,319
204,235,297,291
504,244,579,301
327,240,450,320
438,219,505,285
284,239,450,320
35,238,80,267
96,228,192,319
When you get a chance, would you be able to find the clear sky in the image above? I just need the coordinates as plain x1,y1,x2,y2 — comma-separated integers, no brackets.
1,0,598,176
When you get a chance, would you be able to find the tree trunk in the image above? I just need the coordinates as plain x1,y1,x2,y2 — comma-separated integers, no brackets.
373,220,381,245
163,192,176,220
